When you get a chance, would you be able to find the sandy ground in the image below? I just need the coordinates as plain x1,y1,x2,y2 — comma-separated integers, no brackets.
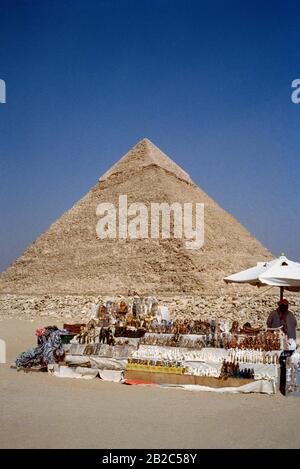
0,319,300,449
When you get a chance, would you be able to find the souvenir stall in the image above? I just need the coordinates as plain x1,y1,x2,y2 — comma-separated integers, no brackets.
44,295,292,394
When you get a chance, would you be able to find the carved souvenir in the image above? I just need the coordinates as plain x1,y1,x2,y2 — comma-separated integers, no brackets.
126,312,136,328
105,300,113,314
84,344,94,355
99,327,106,344
78,325,86,344
106,328,115,346
230,321,239,334
98,305,107,318
228,335,238,349
118,300,128,315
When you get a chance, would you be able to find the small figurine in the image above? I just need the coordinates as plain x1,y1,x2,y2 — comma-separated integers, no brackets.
118,300,128,315
99,327,106,344
230,321,239,334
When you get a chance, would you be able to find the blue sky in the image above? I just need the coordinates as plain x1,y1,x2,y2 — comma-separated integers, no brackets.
0,0,299,272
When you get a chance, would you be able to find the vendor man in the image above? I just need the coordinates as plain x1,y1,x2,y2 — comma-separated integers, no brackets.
267,299,297,348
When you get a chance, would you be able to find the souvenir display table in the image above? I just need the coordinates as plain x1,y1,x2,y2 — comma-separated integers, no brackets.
46,295,290,394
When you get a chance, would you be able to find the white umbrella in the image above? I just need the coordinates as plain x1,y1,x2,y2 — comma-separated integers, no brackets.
224,255,300,299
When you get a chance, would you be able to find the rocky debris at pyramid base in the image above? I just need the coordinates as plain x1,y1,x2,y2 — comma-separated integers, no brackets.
1,292,299,327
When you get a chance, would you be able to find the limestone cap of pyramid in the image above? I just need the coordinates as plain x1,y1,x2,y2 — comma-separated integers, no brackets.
99,138,193,184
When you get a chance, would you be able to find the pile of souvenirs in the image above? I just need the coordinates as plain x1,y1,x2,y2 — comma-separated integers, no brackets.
15,295,296,394
64,296,288,387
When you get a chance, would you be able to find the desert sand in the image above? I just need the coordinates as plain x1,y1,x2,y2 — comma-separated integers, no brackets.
1,318,300,449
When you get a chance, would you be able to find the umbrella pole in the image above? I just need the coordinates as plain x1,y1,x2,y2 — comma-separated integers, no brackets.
280,286,284,301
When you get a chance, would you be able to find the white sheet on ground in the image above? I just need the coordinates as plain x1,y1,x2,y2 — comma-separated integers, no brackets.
49,365,123,382
64,355,127,370
166,379,276,394
50,365,99,379
99,370,123,382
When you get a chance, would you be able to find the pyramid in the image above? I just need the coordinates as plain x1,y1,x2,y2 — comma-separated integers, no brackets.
0,138,272,295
